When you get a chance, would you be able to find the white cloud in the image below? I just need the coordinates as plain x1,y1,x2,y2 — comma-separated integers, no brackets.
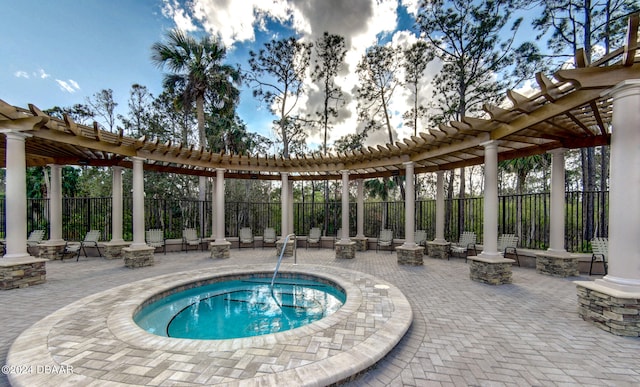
185,0,295,47
37,68,50,79
166,0,439,150
400,0,421,17
14,68,52,80
56,79,80,93
162,0,197,32
68,79,80,90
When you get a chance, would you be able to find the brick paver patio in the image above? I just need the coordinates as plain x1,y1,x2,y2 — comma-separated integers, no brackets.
1,247,639,386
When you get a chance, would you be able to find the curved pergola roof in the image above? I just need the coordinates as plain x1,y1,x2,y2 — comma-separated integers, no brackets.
1,16,638,181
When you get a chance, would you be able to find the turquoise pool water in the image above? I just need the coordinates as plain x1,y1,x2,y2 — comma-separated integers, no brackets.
134,277,346,340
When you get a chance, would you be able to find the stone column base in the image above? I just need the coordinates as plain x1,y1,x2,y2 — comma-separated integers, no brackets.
275,239,294,257
536,251,579,277
103,241,132,260
575,280,640,337
39,242,67,260
352,237,368,251
468,255,515,285
427,241,451,259
210,241,231,259
397,245,424,265
335,240,356,259
0,257,47,289
123,246,155,268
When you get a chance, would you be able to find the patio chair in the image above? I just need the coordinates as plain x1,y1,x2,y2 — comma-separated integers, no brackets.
182,228,202,252
414,230,427,246
262,227,276,249
498,234,519,266
590,237,608,275
63,230,102,261
377,229,394,253
146,229,166,254
239,227,255,249
60,240,80,261
26,229,45,254
306,227,321,248
450,231,477,261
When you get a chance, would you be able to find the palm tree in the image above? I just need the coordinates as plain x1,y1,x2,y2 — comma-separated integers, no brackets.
151,29,240,149
365,178,397,231
152,29,240,235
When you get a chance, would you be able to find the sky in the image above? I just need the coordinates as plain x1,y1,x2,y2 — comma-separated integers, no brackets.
0,0,536,153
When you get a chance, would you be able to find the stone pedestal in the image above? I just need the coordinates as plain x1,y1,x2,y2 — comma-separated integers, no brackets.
575,280,640,337
0,257,47,289
427,241,450,259
536,251,579,277
335,240,356,259
103,241,132,260
123,246,155,268
210,241,231,259
352,237,368,251
468,255,515,285
397,245,424,266
275,239,294,257
38,242,66,260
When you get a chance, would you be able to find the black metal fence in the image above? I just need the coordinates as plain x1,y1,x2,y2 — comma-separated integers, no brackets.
0,191,609,253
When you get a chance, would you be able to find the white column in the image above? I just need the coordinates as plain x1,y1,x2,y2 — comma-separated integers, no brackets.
479,141,500,258
111,166,124,243
4,132,30,258
434,171,446,243
211,177,216,239
603,79,640,290
356,179,365,238
130,157,146,247
340,170,350,241
403,162,416,247
215,169,226,242
548,149,566,253
199,175,206,238
281,173,289,237
48,164,63,243
288,180,294,236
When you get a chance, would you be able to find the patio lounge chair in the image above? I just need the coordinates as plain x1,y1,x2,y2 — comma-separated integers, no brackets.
306,227,321,248
239,227,255,249
182,228,202,252
450,231,477,261
414,230,427,246
590,237,608,275
377,229,394,253
26,229,45,254
146,229,166,254
262,227,276,249
498,233,519,266
62,230,102,261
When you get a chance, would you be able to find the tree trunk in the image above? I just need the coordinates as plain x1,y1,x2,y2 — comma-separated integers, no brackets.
581,147,596,242
196,94,206,148
516,170,527,240
458,168,466,234
599,145,609,236
445,170,454,239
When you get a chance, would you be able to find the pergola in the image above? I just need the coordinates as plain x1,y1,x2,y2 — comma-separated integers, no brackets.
1,15,639,336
